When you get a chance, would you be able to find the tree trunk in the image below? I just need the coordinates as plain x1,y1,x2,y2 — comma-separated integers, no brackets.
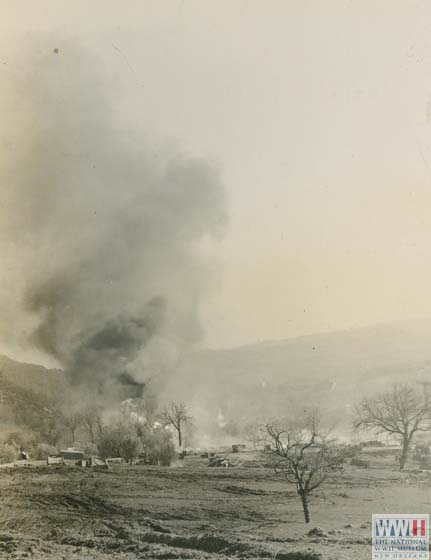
178,426,182,448
97,418,104,437
399,436,410,470
299,491,311,524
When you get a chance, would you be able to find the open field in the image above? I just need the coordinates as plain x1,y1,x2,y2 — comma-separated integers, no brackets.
1,452,431,559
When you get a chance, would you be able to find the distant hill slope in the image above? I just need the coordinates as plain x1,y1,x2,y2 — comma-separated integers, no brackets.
167,318,431,433
2,318,431,436
0,355,64,437
0,355,64,398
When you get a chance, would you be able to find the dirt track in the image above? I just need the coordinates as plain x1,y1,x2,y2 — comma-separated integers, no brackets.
0,455,429,559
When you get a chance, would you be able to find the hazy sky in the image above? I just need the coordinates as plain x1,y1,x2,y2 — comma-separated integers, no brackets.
2,1,431,349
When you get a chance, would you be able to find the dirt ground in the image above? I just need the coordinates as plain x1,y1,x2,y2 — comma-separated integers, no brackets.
0,452,430,559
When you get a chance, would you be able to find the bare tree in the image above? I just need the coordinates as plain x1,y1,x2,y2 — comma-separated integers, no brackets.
243,421,263,449
264,412,353,523
63,413,83,445
354,383,431,470
160,402,192,448
81,407,103,443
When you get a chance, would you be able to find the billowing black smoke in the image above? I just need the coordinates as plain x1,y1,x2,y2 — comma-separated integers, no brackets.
61,297,166,399
0,41,227,405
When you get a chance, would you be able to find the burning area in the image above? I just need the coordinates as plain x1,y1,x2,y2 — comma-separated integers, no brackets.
0,39,227,415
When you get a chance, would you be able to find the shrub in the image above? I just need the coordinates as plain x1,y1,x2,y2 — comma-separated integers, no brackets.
30,443,58,460
97,423,142,463
0,443,18,464
140,425,176,466
96,417,175,466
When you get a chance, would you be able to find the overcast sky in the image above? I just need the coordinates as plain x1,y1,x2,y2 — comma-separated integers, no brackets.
2,1,431,350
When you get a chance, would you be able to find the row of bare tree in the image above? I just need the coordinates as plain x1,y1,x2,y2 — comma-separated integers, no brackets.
354,382,431,470
260,382,431,524
62,401,192,449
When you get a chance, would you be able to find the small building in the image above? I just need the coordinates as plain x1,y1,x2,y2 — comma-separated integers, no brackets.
47,455,63,465
88,456,109,468
105,457,124,467
61,448,84,462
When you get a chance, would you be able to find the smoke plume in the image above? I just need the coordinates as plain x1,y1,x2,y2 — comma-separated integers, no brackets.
0,41,227,405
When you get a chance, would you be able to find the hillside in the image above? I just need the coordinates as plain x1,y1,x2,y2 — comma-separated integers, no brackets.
167,318,431,435
1,318,431,437
0,355,64,398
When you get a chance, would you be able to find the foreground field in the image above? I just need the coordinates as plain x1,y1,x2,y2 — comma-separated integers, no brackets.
0,453,430,559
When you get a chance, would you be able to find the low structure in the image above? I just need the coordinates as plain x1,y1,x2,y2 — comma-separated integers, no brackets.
47,455,63,466
88,456,108,468
209,456,230,467
60,448,84,462
105,457,124,467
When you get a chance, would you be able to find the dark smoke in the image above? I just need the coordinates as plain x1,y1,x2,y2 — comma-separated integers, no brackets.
0,41,227,405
